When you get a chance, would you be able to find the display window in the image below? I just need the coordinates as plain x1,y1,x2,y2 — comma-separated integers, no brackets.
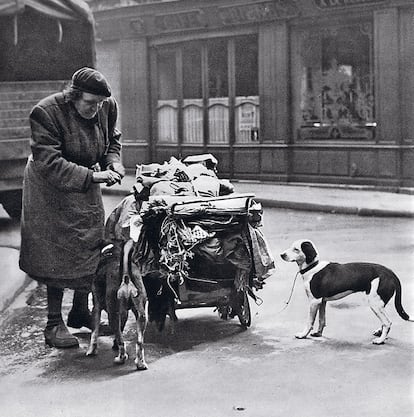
153,34,259,145
292,22,376,141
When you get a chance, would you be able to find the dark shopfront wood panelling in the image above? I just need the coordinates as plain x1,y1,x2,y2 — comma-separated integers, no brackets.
319,151,349,176
289,145,403,186
230,147,289,182
377,149,398,178
349,150,377,177
149,144,405,186
402,148,414,185
233,148,261,175
261,147,287,175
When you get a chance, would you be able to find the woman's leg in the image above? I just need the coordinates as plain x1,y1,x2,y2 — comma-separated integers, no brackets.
67,290,93,329
45,286,64,329
44,286,79,348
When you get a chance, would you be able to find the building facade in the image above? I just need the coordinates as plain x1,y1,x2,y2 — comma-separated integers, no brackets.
91,0,414,187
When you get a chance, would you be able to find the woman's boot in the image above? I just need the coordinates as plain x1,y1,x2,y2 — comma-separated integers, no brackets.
44,286,79,348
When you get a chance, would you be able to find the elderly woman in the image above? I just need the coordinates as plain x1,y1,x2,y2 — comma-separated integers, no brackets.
19,67,125,348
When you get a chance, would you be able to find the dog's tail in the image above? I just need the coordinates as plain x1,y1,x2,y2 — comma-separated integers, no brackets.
393,275,413,322
120,239,135,285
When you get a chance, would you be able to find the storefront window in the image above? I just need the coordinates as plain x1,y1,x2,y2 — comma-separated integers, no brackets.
296,23,375,140
154,34,259,146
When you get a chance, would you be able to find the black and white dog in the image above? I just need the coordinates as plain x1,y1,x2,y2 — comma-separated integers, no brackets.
280,239,412,344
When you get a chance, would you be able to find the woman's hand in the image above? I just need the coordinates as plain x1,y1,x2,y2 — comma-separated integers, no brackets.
92,169,122,186
109,162,125,178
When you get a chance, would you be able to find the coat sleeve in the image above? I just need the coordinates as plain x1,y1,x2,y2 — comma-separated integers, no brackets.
102,97,122,169
29,105,93,193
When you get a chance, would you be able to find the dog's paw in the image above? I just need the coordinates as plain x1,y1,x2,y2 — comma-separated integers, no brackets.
372,328,382,337
86,344,97,356
135,358,148,371
114,353,129,365
310,331,323,337
372,326,390,343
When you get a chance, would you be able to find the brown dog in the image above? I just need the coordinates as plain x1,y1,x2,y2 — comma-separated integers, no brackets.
86,239,148,370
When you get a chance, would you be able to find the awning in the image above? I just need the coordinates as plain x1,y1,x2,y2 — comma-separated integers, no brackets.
0,0,94,23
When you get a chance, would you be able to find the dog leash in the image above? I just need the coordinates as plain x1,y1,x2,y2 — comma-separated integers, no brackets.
275,271,300,314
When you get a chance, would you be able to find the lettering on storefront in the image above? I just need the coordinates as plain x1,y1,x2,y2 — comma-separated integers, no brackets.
314,0,386,8
239,104,257,132
154,10,206,32
122,1,299,36
218,1,298,25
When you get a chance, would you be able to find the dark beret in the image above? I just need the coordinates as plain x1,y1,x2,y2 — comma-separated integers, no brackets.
71,67,111,97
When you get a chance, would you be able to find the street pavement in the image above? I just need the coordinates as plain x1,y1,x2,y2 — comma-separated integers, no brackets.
1,177,413,315
1,202,413,417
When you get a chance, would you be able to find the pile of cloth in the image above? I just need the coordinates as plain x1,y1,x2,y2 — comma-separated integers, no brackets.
135,153,234,198
106,154,275,301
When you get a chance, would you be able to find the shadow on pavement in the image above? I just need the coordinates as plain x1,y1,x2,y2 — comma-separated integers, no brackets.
37,314,262,381
0,283,269,381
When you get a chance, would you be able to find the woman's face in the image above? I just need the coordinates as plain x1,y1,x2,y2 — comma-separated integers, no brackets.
74,92,106,119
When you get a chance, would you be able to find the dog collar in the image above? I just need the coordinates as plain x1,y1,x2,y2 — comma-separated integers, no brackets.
300,260,319,274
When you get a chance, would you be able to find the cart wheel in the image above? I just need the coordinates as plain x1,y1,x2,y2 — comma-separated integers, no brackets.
237,290,251,328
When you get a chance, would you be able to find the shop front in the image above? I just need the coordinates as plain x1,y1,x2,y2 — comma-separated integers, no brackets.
92,0,414,187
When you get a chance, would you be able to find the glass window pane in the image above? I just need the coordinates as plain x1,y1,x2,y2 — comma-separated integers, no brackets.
183,44,202,99
158,50,176,100
157,49,177,142
208,39,228,98
208,39,229,143
183,99,203,144
235,35,258,96
235,97,260,143
298,23,375,140
208,98,229,144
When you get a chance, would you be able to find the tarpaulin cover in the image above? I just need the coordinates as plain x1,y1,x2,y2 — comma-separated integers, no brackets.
0,0,93,22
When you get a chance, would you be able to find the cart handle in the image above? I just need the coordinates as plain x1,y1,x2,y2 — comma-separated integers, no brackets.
169,193,256,212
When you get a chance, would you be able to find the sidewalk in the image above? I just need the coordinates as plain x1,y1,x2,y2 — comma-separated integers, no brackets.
104,175,414,218
0,247,30,314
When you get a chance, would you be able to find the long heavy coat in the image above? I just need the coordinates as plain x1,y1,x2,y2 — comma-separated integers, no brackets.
19,92,122,288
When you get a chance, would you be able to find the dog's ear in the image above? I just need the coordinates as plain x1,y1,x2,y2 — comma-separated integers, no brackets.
301,241,317,264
